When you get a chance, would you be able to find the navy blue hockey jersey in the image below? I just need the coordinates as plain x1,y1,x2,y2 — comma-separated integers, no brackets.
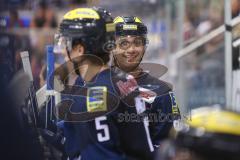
60,69,126,160
136,72,180,144
115,70,180,160
58,68,180,160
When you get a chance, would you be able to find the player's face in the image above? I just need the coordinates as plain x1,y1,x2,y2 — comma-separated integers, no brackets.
114,35,145,72
69,44,84,60
54,34,85,62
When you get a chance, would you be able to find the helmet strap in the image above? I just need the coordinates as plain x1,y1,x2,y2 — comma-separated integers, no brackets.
66,47,81,75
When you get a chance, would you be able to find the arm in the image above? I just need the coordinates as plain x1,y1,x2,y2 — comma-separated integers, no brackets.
149,92,181,146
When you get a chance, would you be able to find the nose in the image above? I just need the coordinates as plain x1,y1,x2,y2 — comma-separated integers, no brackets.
127,44,136,53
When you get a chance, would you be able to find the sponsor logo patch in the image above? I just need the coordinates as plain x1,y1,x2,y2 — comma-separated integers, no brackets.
87,86,107,112
123,24,138,30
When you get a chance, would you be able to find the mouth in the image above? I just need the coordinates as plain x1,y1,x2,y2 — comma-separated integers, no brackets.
124,53,139,63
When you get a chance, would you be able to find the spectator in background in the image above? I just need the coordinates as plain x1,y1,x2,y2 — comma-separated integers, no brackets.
30,1,57,28
8,9,24,28
183,14,195,45
196,1,223,37
232,0,240,18
232,0,240,70
29,1,57,67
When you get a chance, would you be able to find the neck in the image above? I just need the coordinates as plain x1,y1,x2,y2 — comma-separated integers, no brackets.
117,66,142,78
129,67,143,78
79,63,109,82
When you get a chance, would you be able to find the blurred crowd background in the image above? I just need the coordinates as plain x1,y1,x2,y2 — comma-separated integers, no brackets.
0,0,240,113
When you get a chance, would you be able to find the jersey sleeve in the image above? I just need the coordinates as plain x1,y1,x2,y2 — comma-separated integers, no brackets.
149,91,181,145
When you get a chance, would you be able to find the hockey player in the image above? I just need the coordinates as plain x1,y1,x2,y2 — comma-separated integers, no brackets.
112,16,181,159
50,7,127,160
51,7,166,160
41,7,169,160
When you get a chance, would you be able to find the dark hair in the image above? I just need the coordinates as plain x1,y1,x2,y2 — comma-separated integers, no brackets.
72,39,110,64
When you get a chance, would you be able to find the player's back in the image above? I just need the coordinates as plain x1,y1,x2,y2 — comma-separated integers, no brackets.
61,69,126,160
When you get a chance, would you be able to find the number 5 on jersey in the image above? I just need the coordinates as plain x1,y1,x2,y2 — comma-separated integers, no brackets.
95,116,110,142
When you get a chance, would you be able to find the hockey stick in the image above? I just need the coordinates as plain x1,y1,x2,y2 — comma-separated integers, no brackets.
20,51,39,127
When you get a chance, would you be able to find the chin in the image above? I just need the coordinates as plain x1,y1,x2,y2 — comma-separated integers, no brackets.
124,65,138,72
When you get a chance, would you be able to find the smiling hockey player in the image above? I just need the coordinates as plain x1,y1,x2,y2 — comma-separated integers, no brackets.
112,16,181,160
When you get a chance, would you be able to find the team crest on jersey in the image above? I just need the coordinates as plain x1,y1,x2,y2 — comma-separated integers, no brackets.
139,87,157,104
169,92,179,114
116,75,138,96
87,86,107,112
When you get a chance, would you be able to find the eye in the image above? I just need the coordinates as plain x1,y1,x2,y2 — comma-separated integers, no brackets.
133,38,144,47
119,40,130,50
